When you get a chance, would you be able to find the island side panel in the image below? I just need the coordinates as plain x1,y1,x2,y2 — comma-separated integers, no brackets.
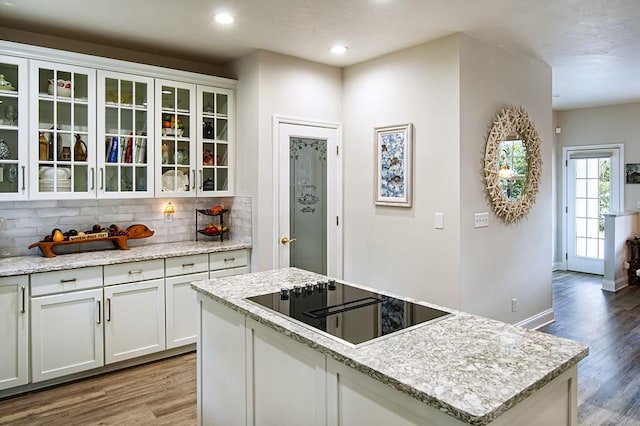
197,295,248,426
489,366,577,426
245,318,327,426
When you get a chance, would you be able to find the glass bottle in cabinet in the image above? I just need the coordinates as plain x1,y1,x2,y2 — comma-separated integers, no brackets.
29,61,96,199
0,56,27,200
197,86,233,195
97,71,154,197
156,80,195,196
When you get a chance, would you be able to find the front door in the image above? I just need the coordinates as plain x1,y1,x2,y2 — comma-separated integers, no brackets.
275,118,342,278
565,146,622,274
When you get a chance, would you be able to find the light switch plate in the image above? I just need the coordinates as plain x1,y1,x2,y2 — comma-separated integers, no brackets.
434,212,444,229
474,212,489,228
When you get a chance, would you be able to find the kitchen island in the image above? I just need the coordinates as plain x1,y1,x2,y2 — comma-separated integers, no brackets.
192,268,588,426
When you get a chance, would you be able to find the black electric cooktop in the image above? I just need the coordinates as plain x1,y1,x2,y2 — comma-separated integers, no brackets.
246,279,452,346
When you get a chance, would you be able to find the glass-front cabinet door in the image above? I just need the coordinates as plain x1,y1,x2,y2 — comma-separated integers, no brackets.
197,85,233,195
0,55,27,200
29,61,96,199
155,79,196,197
97,71,154,198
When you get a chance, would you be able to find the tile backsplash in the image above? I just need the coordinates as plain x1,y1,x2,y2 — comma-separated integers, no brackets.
0,196,252,258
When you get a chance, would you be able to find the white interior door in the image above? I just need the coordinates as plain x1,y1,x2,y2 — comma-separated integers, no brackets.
275,118,342,278
565,146,622,274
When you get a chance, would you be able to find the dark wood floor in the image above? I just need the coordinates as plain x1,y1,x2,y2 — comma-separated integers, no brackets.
1,271,638,425
0,352,196,425
541,271,640,426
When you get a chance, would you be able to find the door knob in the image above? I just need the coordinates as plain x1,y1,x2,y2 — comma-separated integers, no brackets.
281,236,297,245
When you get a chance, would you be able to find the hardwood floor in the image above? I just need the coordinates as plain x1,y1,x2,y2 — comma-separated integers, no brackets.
0,352,196,425
541,271,640,426
1,272,638,425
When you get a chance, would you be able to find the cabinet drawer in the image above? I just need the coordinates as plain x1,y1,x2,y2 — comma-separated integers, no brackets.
166,254,209,277
104,259,164,286
210,250,248,271
31,267,103,296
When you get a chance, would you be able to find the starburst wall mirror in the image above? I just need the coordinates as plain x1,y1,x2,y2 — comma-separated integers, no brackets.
484,106,542,223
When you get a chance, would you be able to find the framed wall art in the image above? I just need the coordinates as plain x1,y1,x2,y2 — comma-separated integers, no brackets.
374,123,413,207
626,163,640,184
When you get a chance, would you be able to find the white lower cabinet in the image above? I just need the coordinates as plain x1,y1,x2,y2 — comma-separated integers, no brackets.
104,278,166,364
0,276,29,390
165,254,209,349
31,288,103,383
166,272,207,349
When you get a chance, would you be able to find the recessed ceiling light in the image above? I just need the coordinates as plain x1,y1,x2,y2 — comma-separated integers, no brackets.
330,45,348,55
215,13,235,25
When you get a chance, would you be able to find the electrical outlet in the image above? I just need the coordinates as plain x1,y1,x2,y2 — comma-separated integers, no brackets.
511,298,517,312
474,212,489,228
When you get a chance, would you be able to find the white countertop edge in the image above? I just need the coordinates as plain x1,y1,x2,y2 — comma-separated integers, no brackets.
0,240,252,277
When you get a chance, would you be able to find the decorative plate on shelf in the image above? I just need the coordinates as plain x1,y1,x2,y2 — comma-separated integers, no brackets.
162,170,189,192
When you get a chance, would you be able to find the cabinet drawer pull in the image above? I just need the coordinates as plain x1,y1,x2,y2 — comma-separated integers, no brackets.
182,263,195,268
224,257,236,262
60,278,77,283
97,300,101,324
21,286,26,314
107,298,111,322
128,270,142,274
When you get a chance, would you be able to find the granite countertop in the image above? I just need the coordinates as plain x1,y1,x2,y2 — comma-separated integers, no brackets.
0,240,252,277
191,268,589,426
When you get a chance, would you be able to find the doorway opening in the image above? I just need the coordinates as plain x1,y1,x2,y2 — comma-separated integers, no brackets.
273,117,343,278
563,145,623,274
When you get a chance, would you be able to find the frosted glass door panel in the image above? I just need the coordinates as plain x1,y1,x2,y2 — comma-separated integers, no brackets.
289,137,327,275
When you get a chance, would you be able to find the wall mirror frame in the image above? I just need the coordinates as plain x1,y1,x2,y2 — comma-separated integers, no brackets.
484,105,542,223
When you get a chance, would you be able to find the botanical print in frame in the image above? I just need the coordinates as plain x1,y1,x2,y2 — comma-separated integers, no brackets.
375,123,413,207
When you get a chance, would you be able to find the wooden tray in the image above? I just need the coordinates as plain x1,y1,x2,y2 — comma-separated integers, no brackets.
29,235,130,258
28,224,155,258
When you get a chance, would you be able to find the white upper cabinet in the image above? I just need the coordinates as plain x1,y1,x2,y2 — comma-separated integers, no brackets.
29,60,97,199
97,71,154,198
155,79,197,197
197,85,234,196
0,55,28,200
0,40,236,201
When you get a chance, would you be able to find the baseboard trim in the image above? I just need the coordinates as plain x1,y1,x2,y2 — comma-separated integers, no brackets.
551,262,564,272
602,277,628,292
515,309,555,330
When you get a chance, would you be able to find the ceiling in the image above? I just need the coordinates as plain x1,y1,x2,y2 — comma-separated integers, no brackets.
1,0,639,110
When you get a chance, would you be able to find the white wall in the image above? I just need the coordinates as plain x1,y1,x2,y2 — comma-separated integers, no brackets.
232,51,342,272
341,34,553,321
459,35,553,323
342,35,462,309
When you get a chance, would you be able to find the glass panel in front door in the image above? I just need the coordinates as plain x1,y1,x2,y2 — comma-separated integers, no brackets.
574,158,609,260
290,137,327,275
